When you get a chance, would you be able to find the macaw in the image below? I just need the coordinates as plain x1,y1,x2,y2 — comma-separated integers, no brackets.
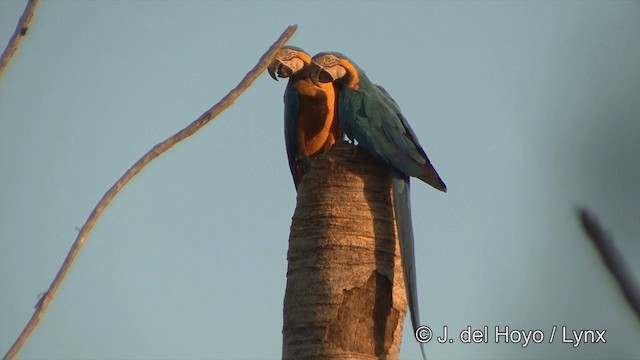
308,52,447,360
268,46,341,189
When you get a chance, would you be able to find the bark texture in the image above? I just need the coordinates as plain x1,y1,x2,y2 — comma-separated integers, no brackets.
282,142,407,360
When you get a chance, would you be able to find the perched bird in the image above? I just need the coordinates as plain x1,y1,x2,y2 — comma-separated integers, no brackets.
268,46,341,189
309,52,447,360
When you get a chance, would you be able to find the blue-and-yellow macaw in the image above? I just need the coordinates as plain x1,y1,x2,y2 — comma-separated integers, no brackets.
268,46,341,189
308,52,447,360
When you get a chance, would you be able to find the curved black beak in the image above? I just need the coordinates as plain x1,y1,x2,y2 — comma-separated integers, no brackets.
308,62,338,87
308,62,323,87
268,60,280,81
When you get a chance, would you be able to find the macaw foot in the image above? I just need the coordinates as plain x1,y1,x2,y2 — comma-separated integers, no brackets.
350,145,360,158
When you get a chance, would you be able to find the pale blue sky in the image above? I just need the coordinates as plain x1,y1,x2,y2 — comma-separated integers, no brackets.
1,1,639,359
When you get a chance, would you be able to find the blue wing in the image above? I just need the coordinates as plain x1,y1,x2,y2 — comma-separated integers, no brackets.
338,78,446,192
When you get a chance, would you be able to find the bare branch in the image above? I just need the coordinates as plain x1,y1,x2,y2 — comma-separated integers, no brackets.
578,207,640,321
0,0,38,79
2,24,297,360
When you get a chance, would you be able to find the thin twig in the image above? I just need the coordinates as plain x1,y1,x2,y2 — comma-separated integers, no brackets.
0,0,38,79
2,24,297,360
578,207,640,321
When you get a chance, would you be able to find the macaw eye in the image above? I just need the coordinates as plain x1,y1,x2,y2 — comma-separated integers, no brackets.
279,49,299,61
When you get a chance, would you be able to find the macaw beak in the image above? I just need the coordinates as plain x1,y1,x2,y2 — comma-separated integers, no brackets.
308,62,344,87
308,63,321,86
268,60,281,81
268,59,298,81
308,63,330,87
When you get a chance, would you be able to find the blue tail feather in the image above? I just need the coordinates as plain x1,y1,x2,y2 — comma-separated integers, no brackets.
391,170,426,360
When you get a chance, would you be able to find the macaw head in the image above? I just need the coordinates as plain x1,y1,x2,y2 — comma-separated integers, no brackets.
308,52,361,91
268,46,312,81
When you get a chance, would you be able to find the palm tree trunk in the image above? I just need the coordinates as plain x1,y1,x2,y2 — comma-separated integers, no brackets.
282,142,407,360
